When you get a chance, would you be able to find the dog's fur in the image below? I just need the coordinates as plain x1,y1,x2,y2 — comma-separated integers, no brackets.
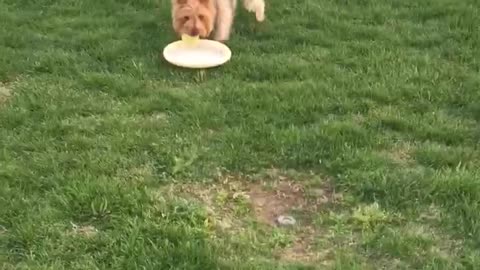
171,0,265,41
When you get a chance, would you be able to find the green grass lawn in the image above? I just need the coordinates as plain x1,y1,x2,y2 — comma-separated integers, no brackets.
1,0,480,269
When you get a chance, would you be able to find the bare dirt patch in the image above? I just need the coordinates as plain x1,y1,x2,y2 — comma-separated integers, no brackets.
248,180,331,226
165,170,343,265
173,173,336,227
249,181,305,225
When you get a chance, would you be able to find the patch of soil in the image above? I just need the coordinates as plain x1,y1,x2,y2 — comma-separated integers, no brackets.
246,180,336,263
249,181,327,226
175,176,335,227
166,171,341,265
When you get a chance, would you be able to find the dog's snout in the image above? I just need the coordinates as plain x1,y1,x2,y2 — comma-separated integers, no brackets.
190,28,200,36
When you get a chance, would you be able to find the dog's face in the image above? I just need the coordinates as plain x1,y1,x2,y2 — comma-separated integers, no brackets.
172,0,216,38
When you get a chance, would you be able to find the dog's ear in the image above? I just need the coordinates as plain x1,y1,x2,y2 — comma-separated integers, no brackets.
175,0,187,4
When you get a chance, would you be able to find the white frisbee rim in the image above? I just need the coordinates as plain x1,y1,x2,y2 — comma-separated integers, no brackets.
163,39,232,69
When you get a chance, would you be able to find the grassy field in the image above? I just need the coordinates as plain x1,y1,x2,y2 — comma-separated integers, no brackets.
1,0,480,269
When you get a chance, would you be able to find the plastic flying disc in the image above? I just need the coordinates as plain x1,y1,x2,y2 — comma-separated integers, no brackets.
163,36,232,69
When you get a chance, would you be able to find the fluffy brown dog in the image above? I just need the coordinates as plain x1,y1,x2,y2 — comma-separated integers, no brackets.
171,0,265,41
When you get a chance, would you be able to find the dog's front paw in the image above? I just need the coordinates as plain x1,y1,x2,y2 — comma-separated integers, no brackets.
244,0,265,22
256,10,265,22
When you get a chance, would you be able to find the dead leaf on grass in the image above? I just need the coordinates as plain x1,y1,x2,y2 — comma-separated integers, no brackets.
0,83,12,104
70,222,98,238
0,225,7,235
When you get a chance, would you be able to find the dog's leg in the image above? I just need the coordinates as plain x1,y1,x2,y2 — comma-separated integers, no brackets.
214,0,237,41
242,0,265,22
